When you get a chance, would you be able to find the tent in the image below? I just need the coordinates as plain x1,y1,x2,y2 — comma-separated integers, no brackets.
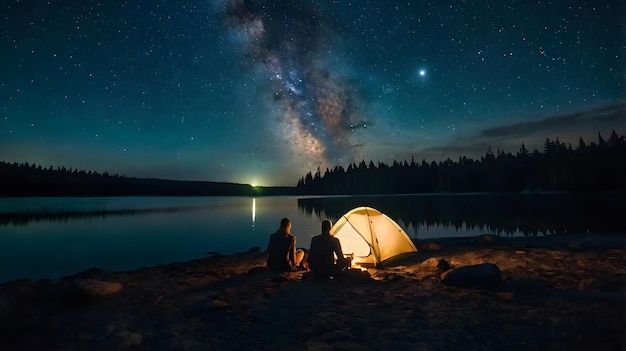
330,206,418,268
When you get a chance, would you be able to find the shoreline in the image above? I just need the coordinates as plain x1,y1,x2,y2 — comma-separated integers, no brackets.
2,231,618,285
2,232,624,350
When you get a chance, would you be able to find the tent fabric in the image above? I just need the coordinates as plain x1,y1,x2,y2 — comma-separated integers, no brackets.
330,207,418,268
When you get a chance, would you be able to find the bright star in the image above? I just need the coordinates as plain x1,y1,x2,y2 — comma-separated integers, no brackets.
419,69,426,77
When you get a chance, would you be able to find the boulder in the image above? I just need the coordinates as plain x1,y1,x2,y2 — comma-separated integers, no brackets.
415,258,451,280
418,257,439,270
419,257,452,271
441,263,502,290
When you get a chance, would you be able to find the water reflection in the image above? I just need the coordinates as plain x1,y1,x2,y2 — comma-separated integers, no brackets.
252,198,256,230
0,205,210,226
297,193,626,238
0,196,289,283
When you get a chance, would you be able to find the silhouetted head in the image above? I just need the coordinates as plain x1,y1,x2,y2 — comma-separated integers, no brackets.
321,219,332,234
278,217,292,234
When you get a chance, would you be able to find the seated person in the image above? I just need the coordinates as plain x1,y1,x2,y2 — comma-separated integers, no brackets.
308,219,350,279
266,217,304,271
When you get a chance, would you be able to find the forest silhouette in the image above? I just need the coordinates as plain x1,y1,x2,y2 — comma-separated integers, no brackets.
1,131,624,197
0,164,294,197
296,131,626,195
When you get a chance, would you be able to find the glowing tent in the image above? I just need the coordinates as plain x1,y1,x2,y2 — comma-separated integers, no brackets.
330,207,418,268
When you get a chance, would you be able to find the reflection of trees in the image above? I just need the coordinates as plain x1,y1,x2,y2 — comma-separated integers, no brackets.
0,206,208,226
297,193,626,237
297,131,626,194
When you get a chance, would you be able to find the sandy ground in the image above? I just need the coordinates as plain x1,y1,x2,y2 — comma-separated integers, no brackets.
1,233,625,350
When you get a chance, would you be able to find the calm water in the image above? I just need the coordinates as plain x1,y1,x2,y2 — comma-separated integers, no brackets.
0,193,624,283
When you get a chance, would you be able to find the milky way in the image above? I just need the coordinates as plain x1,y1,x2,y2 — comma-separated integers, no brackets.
221,0,366,169
1,1,623,185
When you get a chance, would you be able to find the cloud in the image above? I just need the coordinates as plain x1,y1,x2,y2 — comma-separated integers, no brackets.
418,103,626,160
479,103,626,139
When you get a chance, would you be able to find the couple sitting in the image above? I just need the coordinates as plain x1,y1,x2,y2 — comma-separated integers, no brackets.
266,218,350,278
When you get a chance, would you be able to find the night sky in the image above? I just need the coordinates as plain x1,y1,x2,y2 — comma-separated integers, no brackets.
1,1,624,186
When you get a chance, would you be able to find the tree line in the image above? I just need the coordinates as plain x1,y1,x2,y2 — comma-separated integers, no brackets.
296,130,626,194
0,163,295,197
2,130,624,196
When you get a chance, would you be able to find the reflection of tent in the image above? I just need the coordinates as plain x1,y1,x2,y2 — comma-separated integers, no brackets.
330,207,418,268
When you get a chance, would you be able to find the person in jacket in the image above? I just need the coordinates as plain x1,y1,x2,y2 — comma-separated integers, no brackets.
308,219,350,278
266,217,304,271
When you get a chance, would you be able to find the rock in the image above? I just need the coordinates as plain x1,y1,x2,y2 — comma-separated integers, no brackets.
418,257,440,270
74,279,122,297
514,250,527,255
415,258,451,280
441,263,502,290
419,257,451,271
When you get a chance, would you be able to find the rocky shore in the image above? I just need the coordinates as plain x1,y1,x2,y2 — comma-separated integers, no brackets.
1,233,624,350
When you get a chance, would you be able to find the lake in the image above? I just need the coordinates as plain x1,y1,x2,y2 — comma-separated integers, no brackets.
0,193,624,283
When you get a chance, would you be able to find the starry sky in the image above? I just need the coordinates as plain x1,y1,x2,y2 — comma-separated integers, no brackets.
1,1,624,186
